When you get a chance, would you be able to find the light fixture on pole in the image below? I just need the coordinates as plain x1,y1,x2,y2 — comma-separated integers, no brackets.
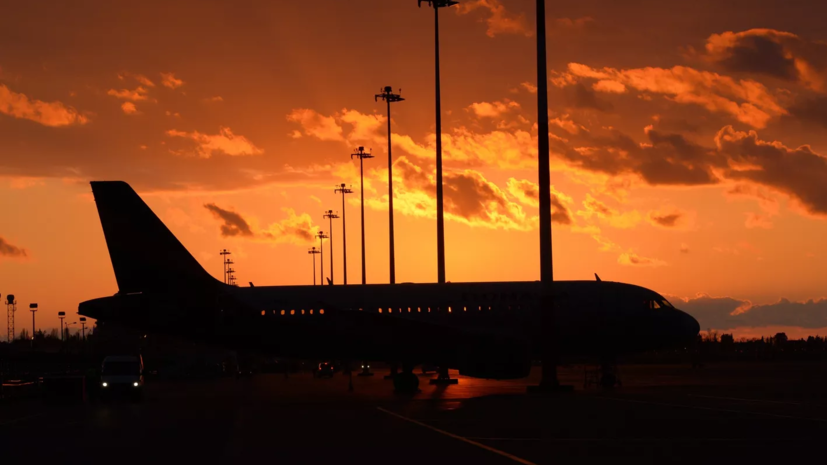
375,86,405,284
220,249,232,284
308,247,321,285
334,184,354,285
29,303,37,347
80,317,87,341
58,311,66,342
322,210,339,285
418,0,458,284
350,147,374,285
5,294,15,342
316,231,329,286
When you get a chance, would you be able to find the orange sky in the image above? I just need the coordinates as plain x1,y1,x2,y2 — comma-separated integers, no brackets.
1,0,826,339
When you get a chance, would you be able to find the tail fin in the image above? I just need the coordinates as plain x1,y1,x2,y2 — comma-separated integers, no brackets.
91,181,218,294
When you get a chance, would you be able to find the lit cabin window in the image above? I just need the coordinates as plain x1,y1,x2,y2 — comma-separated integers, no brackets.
488,306,492,311
463,306,467,312
408,307,411,313
261,310,265,316
290,310,295,315
661,300,674,308
359,308,363,311
448,307,452,313
309,309,314,315
379,308,383,314
301,309,305,315
428,307,431,313
478,306,482,311
280,310,285,315
389,308,393,313
650,301,661,309
417,307,421,313
319,309,325,315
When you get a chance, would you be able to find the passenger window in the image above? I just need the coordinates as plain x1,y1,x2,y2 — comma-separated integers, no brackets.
290,310,295,315
309,309,314,315
319,309,324,315
650,301,661,309
661,300,674,308
280,310,285,315
261,310,265,316
379,308,383,314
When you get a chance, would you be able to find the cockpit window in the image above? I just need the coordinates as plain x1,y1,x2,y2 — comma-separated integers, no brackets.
660,299,674,308
650,300,661,309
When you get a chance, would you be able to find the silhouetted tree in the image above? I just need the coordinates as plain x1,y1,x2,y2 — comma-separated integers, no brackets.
773,332,788,347
17,328,29,341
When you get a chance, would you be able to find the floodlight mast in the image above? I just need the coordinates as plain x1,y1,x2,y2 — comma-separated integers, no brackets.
375,87,405,284
308,247,321,285
334,184,354,285
351,147,374,285
419,0,458,284
316,231,329,286
323,211,339,285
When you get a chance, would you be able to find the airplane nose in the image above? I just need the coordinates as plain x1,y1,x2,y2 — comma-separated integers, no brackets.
677,309,700,339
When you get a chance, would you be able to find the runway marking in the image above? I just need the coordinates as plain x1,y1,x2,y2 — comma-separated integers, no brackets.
0,413,47,426
596,396,827,423
689,395,806,406
376,407,537,465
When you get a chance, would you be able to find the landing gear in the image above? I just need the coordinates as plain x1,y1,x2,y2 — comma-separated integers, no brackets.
393,364,420,393
429,365,458,385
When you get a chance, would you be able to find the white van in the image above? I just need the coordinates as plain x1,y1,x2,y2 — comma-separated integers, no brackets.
101,355,144,397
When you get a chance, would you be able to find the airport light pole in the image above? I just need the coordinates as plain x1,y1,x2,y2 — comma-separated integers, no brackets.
29,303,37,347
323,211,339,285
334,184,354,285
58,311,66,342
533,0,561,391
308,247,321,285
419,0,457,284
220,249,231,284
375,87,405,284
316,231,329,286
80,317,87,341
351,147,374,285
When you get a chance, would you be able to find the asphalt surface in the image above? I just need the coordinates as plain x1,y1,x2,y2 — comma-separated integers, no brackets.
4,363,827,464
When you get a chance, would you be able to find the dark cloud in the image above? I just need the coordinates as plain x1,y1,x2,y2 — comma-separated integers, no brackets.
564,83,613,112
675,294,827,331
716,34,799,80
204,203,254,237
0,236,27,258
649,212,682,227
715,125,827,216
788,96,827,129
550,195,573,225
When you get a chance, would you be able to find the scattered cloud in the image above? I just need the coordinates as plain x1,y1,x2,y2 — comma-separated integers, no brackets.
261,208,320,245
204,203,254,237
121,102,137,115
166,127,263,158
618,251,666,267
287,108,345,142
0,84,88,127
134,74,155,87
680,243,690,253
0,237,28,258
577,194,642,229
674,294,827,330
456,0,532,38
160,72,184,89
646,207,694,229
468,99,521,118
561,63,787,127
106,86,149,102
520,82,537,94
204,96,224,103
506,178,574,224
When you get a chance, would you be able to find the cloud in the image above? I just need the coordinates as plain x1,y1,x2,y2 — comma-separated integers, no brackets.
520,82,537,94
618,252,666,267
0,84,88,127
506,178,573,224
674,294,827,331
166,127,263,158
456,0,532,38
562,63,787,127
680,243,690,253
715,125,827,217
261,208,320,245
468,100,521,118
564,83,613,112
204,204,253,237
745,212,773,229
287,108,345,142
106,86,149,101
160,72,184,89
704,29,827,92
204,96,223,103
121,102,137,115
788,96,827,129
134,74,155,87
0,237,27,258
577,194,642,229
646,207,693,229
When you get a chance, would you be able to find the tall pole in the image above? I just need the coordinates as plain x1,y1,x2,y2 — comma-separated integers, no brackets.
80,317,86,341
536,0,559,389
58,311,65,343
308,247,320,285
29,303,37,347
351,147,374,285
335,184,354,285
317,231,328,286
375,87,405,284
419,0,457,284
323,211,339,285
220,249,231,284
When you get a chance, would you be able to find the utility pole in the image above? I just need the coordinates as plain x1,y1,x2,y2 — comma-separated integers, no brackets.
375,86,405,284
316,231,329,286
308,247,321,285
351,147,374,285
5,295,16,342
323,210,339,285
29,303,37,347
58,311,65,343
334,184,354,285
220,249,232,284
419,0,457,284
80,317,87,341
532,0,562,391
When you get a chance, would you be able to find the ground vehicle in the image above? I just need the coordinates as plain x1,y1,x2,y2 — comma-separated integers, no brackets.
315,362,334,378
101,355,144,399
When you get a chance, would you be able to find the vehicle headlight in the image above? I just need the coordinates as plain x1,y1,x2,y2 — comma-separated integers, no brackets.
102,382,108,387
133,382,139,387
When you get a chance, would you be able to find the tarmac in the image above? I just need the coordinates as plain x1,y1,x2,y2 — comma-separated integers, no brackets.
4,362,827,464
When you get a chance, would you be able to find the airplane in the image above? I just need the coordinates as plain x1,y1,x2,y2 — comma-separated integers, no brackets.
79,181,700,392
